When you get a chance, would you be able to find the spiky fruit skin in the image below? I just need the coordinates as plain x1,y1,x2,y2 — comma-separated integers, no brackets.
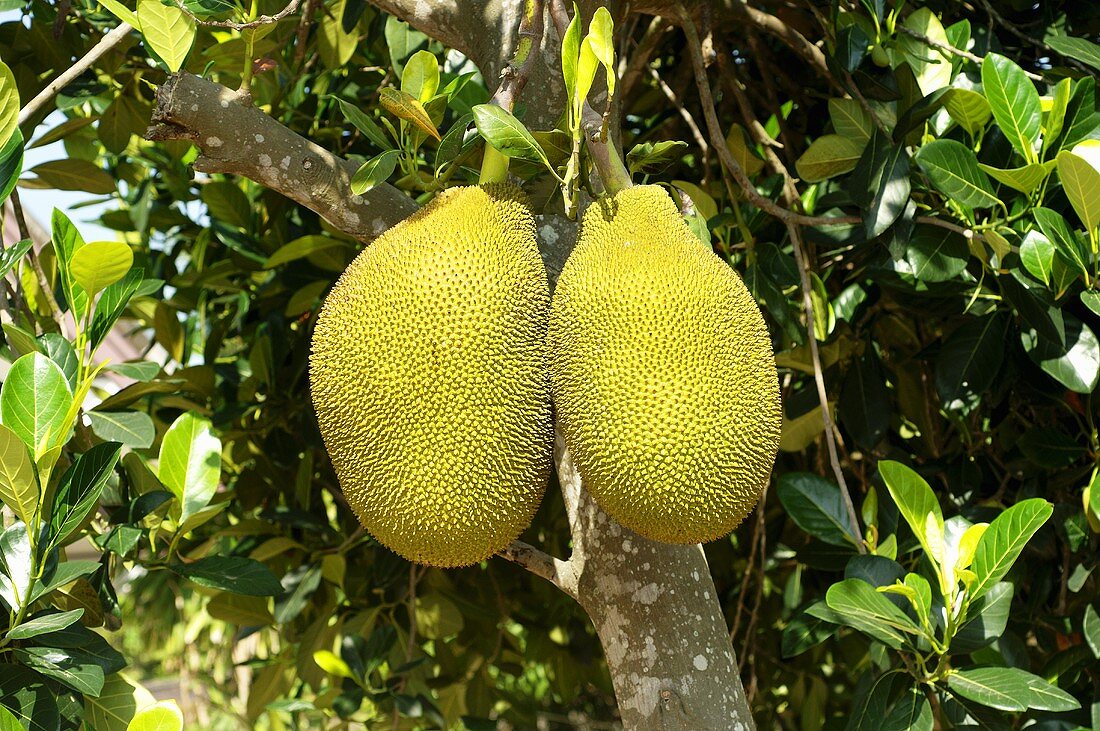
549,185,781,544
310,184,553,567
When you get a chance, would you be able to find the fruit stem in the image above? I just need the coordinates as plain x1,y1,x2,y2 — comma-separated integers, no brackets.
587,126,632,195
479,144,511,185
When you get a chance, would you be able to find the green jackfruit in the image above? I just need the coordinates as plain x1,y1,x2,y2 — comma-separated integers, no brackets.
549,185,781,544
310,184,553,567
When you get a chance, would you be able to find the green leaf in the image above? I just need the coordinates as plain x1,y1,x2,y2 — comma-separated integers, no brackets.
350,150,400,195
313,649,355,678
881,687,932,731
934,314,1008,411
1046,34,1100,74
0,352,74,457
1057,147,1100,233
104,361,160,382
88,268,143,351
472,104,551,168
1020,314,1100,393
1035,207,1090,279
87,411,155,449
781,605,837,657
952,581,1012,652
839,347,889,448
914,139,1000,209
14,647,104,697
6,609,84,640
0,706,23,731
98,95,149,154
0,127,22,205
829,98,874,141
825,578,922,649
414,592,465,639
1016,230,1051,285
943,88,991,136
776,473,859,547
379,88,440,141
70,242,133,296
1083,603,1100,658
200,181,250,229
560,7,581,108
170,556,282,596
263,236,348,270
585,7,615,96
981,53,1042,163
50,442,122,547
27,159,115,194
38,334,78,393
84,673,155,731
0,665,60,731
0,61,17,150
978,159,1055,195
157,412,221,523
0,239,31,283
947,667,1079,712
852,130,910,238
899,8,953,96
26,560,99,604
329,97,393,151
400,50,439,104
137,0,195,72
627,140,690,175
904,225,968,282
969,497,1052,601
1050,77,1099,154
97,0,140,27
879,461,945,570
126,701,183,731
383,14,427,77
0,424,38,528
795,134,865,182
0,522,33,611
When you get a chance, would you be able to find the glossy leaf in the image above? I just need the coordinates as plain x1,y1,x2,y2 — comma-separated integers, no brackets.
400,50,439,103
70,241,133,296
0,128,22,205
472,104,550,167
776,472,859,547
1057,147,1100,233
158,412,221,522
170,556,282,596
330,97,393,150
981,53,1042,163
0,424,37,528
948,666,1079,712
829,98,874,141
904,226,968,282
137,0,195,72
943,88,991,136
796,135,864,182
1020,313,1100,393
379,88,440,141
878,461,945,570
87,411,155,449
350,150,399,195
0,61,17,149
0,352,74,457
853,130,910,237
978,160,1055,195
968,498,1052,601
126,701,183,731
899,9,952,95
50,442,122,547
825,578,922,649
1046,34,1100,73
6,609,84,640
914,139,1000,209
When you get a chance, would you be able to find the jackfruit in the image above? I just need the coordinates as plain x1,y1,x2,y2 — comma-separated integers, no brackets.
548,185,781,544
310,184,553,567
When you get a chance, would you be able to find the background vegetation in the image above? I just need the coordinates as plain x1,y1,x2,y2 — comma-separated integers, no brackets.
0,0,1098,728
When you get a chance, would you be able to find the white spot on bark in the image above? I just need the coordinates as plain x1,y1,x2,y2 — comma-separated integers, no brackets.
372,217,387,233
190,104,198,111
539,223,559,244
254,134,265,143
280,156,291,169
206,137,223,147
220,99,229,108
631,583,659,605
622,539,632,553
414,0,432,17
693,654,709,671
258,154,272,166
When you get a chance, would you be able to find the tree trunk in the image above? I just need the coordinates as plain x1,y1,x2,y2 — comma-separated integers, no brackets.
148,69,756,731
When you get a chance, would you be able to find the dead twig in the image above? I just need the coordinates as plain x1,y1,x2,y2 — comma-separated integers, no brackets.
174,0,303,29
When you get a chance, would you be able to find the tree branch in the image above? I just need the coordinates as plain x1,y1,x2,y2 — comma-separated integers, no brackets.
146,73,418,242
498,539,578,599
174,0,304,29
18,22,133,130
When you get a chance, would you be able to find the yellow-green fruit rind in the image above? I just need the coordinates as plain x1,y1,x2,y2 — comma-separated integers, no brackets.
310,184,553,567
549,185,781,544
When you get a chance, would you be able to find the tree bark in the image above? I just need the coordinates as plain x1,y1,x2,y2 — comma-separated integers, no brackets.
147,71,756,731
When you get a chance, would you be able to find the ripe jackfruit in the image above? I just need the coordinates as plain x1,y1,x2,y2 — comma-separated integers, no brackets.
310,184,553,567
549,185,781,544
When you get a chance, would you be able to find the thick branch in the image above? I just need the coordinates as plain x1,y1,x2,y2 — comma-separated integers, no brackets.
146,73,418,241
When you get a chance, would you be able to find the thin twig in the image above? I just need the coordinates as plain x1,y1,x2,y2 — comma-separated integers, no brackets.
9,191,65,330
489,0,545,113
680,5,866,549
18,23,133,128
174,0,303,29
897,25,1043,81
786,220,865,549
974,0,1089,74
648,65,709,157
